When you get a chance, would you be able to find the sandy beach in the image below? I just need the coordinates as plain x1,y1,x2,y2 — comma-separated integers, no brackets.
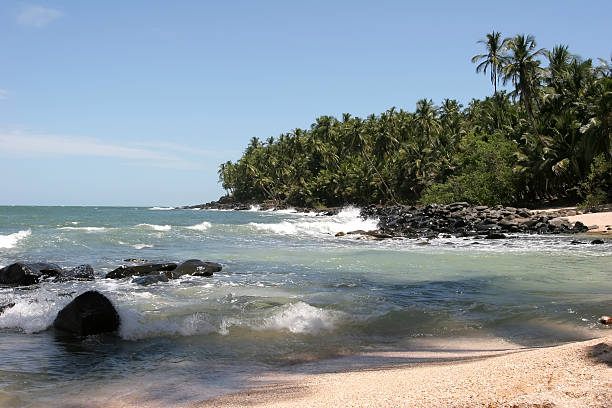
191,335,611,408
566,212,612,234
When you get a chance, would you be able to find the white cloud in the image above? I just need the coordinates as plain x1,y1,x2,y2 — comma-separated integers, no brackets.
0,90,7,100
0,130,210,170
17,6,62,28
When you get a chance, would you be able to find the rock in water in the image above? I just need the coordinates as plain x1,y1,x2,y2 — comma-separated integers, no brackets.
105,263,177,279
0,262,62,286
53,291,120,336
172,259,222,278
0,302,15,314
54,264,95,282
599,316,611,325
132,273,169,286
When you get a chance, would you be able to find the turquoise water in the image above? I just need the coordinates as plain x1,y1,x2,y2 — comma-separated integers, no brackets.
0,206,610,406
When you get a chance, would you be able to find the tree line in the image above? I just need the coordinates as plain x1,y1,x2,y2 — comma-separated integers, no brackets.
218,32,611,208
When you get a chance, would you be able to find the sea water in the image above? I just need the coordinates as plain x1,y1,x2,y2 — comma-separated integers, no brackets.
0,206,610,406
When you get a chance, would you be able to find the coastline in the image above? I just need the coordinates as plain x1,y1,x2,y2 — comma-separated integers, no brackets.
182,199,612,238
190,335,612,408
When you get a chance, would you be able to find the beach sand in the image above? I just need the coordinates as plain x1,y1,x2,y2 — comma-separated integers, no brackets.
566,212,612,234
188,335,612,408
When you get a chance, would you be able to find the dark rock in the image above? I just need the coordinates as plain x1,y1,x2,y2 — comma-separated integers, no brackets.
54,264,95,282
591,239,605,245
105,263,177,279
572,221,588,232
570,240,585,245
485,233,507,239
0,262,62,286
132,273,169,286
53,291,120,336
123,258,148,263
172,259,222,278
0,302,15,314
365,231,394,239
599,316,612,325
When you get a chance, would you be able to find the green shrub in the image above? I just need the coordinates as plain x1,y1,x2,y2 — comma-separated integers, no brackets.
420,133,519,206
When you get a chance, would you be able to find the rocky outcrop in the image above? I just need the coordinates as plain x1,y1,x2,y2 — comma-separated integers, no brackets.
53,291,120,336
359,204,590,238
172,259,222,278
0,262,63,286
105,263,177,279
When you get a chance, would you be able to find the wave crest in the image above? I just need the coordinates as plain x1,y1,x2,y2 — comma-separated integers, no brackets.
249,206,378,236
185,221,212,231
0,229,32,249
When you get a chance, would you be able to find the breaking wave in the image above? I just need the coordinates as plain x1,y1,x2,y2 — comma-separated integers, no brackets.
185,221,212,231
248,207,378,236
135,224,172,231
0,230,32,249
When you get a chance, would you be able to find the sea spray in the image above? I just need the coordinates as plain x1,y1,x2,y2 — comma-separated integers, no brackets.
248,207,378,237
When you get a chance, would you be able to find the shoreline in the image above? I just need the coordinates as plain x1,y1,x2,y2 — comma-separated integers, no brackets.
189,335,611,408
182,200,612,238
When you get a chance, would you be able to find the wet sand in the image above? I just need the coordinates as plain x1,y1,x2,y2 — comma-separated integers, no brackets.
189,335,611,408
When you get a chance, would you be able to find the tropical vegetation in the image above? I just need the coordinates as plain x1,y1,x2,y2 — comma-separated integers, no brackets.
218,32,611,208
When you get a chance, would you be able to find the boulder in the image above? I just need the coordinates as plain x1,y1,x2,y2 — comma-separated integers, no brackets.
172,259,222,278
132,273,169,286
599,316,611,325
105,263,177,279
53,291,120,336
0,302,15,314
591,239,605,245
485,233,507,239
0,262,62,286
54,264,95,282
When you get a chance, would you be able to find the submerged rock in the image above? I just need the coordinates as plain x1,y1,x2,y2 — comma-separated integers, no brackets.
0,262,62,286
591,239,605,245
105,263,177,279
132,273,169,286
53,291,120,336
172,259,222,278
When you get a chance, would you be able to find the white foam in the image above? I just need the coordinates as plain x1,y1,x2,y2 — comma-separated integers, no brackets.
249,206,378,237
58,226,107,232
136,224,172,231
0,290,69,333
0,229,31,249
132,244,154,249
262,302,338,334
185,221,212,231
149,207,175,211
219,302,339,335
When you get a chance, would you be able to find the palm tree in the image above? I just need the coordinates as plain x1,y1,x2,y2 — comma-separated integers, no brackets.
500,34,546,116
472,31,505,93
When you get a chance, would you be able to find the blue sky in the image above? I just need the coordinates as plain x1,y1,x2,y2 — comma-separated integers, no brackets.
1,1,610,206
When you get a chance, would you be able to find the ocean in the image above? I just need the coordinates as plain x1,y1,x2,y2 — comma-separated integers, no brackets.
0,206,610,407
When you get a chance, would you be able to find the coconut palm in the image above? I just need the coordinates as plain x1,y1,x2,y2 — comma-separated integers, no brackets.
472,31,505,94
500,34,546,116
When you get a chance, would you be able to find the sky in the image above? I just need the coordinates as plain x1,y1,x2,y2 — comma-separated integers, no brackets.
1,1,611,206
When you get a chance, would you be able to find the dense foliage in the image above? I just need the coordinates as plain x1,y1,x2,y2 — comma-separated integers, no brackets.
218,32,611,208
